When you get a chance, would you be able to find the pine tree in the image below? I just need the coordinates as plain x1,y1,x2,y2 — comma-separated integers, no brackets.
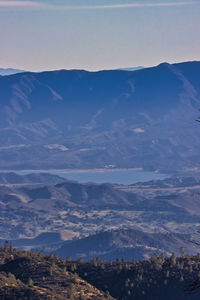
28,278,33,286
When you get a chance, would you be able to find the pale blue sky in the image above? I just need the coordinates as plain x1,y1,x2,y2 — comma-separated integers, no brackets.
0,0,199,71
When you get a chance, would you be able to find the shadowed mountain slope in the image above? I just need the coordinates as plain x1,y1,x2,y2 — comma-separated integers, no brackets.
0,61,200,171
56,228,199,261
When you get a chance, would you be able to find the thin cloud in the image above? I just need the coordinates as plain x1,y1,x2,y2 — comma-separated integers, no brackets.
0,0,198,10
0,1,46,8
61,2,200,10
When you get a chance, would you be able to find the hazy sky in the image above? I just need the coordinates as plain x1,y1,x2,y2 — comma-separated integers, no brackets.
0,0,200,71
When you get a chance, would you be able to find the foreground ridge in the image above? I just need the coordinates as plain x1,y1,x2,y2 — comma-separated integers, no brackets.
0,245,111,299
0,244,200,299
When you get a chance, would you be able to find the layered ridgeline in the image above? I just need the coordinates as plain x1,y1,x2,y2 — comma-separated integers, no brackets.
2,229,199,262
0,61,200,171
0,173,200,259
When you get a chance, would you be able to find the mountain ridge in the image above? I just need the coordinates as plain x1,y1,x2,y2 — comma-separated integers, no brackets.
0,61,200,171
55,228,199,261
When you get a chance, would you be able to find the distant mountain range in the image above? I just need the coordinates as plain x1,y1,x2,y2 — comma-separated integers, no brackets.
0,66,143,76
0,61,200,171
0,68,25,76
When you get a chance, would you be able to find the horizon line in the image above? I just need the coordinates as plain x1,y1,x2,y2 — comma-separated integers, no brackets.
1,60,200,74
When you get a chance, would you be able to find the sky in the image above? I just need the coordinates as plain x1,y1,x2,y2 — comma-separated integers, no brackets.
0,0,200,71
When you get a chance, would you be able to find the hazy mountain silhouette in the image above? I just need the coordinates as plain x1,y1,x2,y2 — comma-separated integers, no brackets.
0,68,25,76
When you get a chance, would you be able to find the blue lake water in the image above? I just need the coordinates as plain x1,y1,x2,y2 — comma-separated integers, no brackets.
54,170,168,184
15,169,168,185
2,169,168,185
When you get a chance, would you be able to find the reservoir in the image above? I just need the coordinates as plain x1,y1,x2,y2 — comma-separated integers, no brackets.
10,169,168,185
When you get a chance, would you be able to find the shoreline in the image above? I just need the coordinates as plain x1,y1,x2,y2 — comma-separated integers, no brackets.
0,167,147,174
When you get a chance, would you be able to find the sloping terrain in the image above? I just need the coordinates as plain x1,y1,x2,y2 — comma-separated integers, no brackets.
0,61,200,171
0,172,66,185
0,176,197,241
0,247,109,300
74,254,200,300
56,229,199,261
0,246,200,300
0,174,200,260
0,68,25,76
0,180,147,240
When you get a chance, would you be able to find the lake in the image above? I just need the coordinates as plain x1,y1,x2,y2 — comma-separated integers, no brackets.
12,169,168,185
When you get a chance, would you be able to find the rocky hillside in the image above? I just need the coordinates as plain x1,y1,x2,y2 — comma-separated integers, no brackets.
0,245,110,300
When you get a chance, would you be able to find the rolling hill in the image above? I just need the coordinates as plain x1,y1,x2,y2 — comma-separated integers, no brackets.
55,228,199,261
0,172,66,185
0,174,200,260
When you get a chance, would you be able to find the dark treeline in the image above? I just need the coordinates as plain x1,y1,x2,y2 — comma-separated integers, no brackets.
0,243,200,299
